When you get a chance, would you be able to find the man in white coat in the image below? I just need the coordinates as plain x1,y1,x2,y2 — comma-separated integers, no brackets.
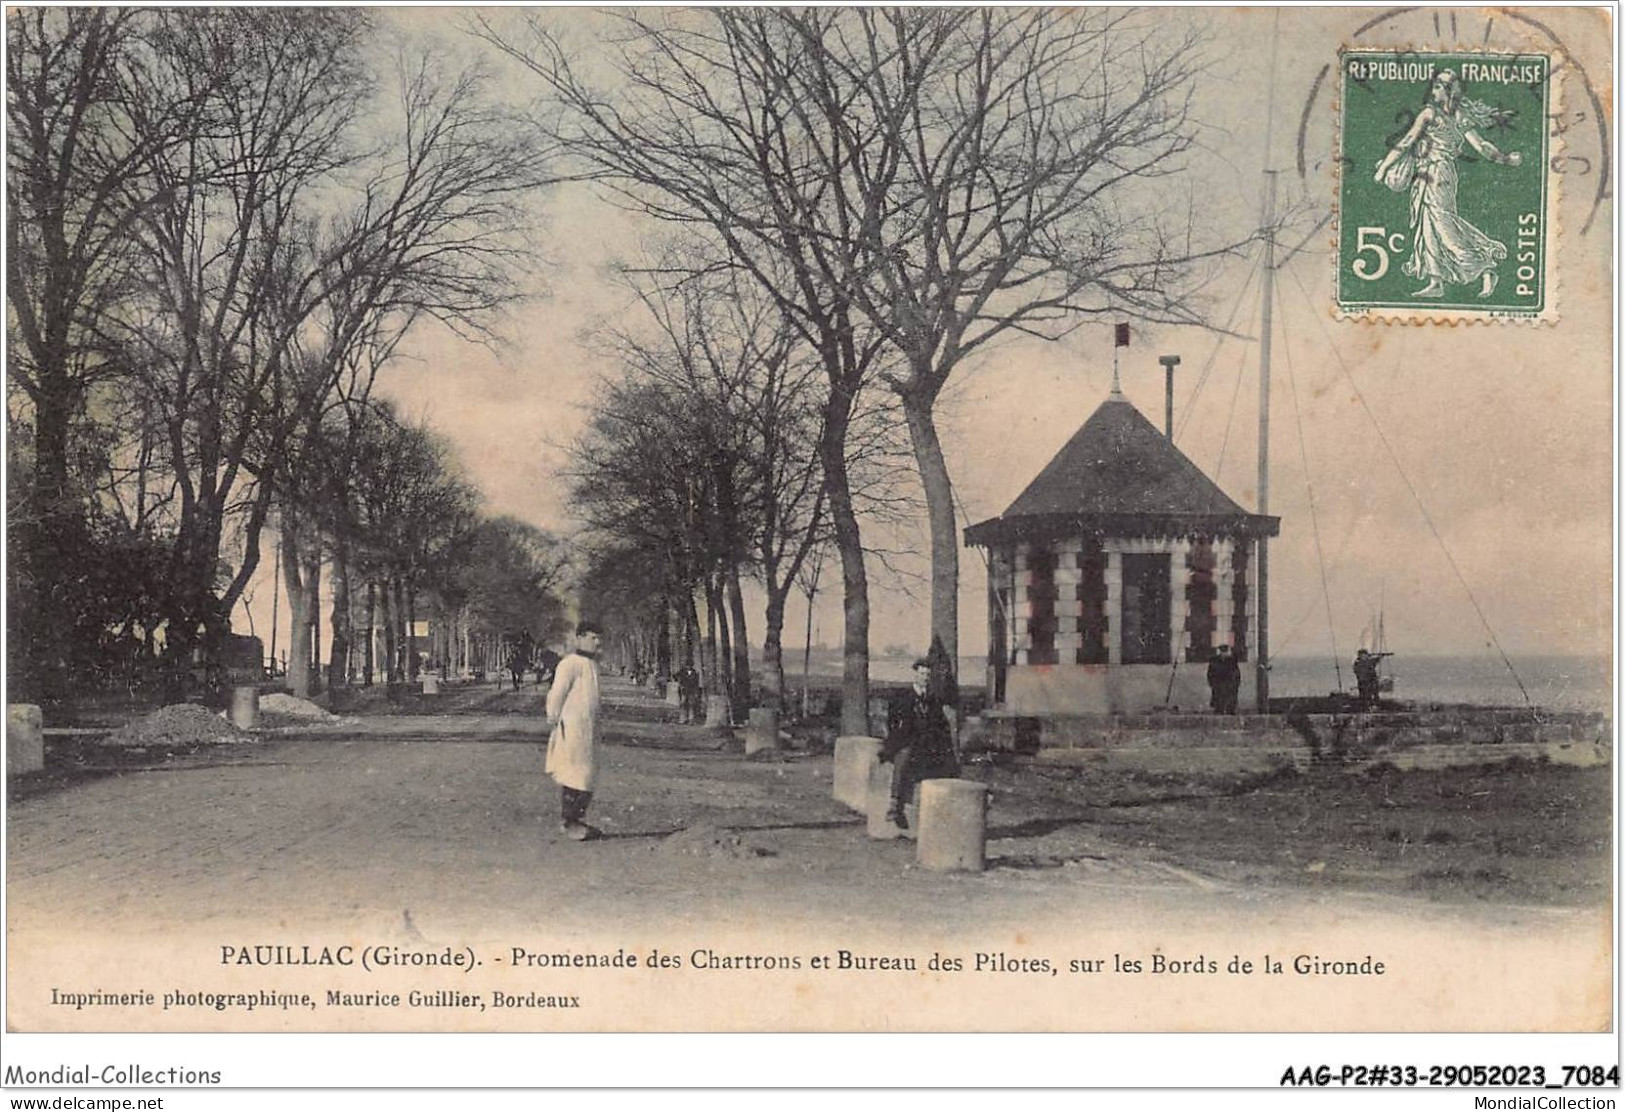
546,622,603,841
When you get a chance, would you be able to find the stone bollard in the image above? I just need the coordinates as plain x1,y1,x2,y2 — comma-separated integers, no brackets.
832,736,882,810
865,759,902,840
744,707,780,756
421,673,440,696
704,693,730,728
229,686,261,730
7,704,44,775
917,779,989,873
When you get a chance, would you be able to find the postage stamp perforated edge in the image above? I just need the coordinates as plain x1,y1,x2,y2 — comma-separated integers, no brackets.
1330,44,1562,326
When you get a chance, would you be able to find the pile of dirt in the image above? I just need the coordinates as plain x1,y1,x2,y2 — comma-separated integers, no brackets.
655,823,774,861
259,694,337,721
102,704,248,749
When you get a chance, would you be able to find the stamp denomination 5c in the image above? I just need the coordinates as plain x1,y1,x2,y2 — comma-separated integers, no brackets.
1336,50,1554,322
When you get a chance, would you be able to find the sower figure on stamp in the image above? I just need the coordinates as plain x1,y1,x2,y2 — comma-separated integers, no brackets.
1207,643,1241,716
1374,69,1523,299
546,622,603,842
879,658,960,830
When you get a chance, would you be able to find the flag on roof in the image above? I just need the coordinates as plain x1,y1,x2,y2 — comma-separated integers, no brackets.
1115,322,1130,347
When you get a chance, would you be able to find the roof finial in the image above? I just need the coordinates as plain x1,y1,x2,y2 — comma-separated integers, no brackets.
1111,322,1129,397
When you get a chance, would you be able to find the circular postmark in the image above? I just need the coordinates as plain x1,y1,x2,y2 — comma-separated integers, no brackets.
1296,7,1608,238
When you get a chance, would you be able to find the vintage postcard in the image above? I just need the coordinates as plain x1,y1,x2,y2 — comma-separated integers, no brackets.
2,3,1615,1092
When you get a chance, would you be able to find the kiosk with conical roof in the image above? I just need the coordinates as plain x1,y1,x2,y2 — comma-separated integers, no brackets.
964,385,1279,716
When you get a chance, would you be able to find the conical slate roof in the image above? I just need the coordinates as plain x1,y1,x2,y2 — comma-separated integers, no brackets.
964,395,1278,546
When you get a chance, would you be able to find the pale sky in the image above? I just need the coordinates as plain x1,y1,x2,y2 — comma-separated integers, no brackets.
242,7,1614,672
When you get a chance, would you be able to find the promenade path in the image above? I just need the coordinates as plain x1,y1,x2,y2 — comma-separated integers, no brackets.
5,676,1609,1031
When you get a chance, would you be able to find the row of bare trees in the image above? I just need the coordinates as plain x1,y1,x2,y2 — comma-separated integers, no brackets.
7,9,559,702
481,8,1225,730
568,263,910,718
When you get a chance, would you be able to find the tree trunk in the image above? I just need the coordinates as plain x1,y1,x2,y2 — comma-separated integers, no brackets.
656,600,672,679
406,584,419,679
380,578,398,684
391,578,407,681
362,579,376,686
902,391,959,665
306,543,322,694
762,586,789,712
703,582,721,695
270,545,282,678
716,578,735,710
802,582,817,720
328,542,351,690
820,404,870,736
282,523,314,699
726,564,751,719
22,388,76,704
683,593,700,670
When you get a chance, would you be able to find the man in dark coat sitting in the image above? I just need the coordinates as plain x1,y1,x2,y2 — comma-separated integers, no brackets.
1207,643,1241,715
880,658,960,830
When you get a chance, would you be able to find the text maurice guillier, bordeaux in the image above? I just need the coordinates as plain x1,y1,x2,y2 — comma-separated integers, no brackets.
218,945,1386,977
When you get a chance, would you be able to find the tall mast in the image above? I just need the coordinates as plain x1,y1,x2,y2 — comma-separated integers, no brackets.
1255,10,1281,713
1256,172,1277,712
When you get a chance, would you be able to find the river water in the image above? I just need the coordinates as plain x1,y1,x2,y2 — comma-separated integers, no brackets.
836,653,1613,714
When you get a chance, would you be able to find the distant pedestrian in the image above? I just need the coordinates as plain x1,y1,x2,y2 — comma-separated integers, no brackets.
535,648,561,686
546,623,604,841
880,657,960,830
1207,644,1241,715
676,663,702,724
507,647,527,691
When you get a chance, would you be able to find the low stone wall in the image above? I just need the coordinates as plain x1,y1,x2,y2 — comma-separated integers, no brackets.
1035,738,1609,775
984,708,1610,774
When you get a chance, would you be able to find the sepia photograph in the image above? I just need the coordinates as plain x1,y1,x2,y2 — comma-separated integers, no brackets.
2,1,1616,1095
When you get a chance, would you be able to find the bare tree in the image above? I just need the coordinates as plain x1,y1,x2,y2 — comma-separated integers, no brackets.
481,9,1240,687
5,9,212,700
347,405,483,685
476,9,895,734
791,9,1230,662
603,259,831,712
100,14,549,688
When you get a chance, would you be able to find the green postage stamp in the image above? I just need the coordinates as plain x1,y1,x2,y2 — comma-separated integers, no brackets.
1336,50,1554,321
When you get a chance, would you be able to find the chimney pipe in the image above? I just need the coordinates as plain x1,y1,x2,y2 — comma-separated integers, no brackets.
1159,354,1181,440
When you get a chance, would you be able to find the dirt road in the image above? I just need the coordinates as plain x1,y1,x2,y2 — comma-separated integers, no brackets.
5,677,1611,1031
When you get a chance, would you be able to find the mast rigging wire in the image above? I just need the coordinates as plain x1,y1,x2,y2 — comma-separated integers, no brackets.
1175,257,1263,442
1208,276,1267,490
1278,291,1345,692
1282,257,1532,706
